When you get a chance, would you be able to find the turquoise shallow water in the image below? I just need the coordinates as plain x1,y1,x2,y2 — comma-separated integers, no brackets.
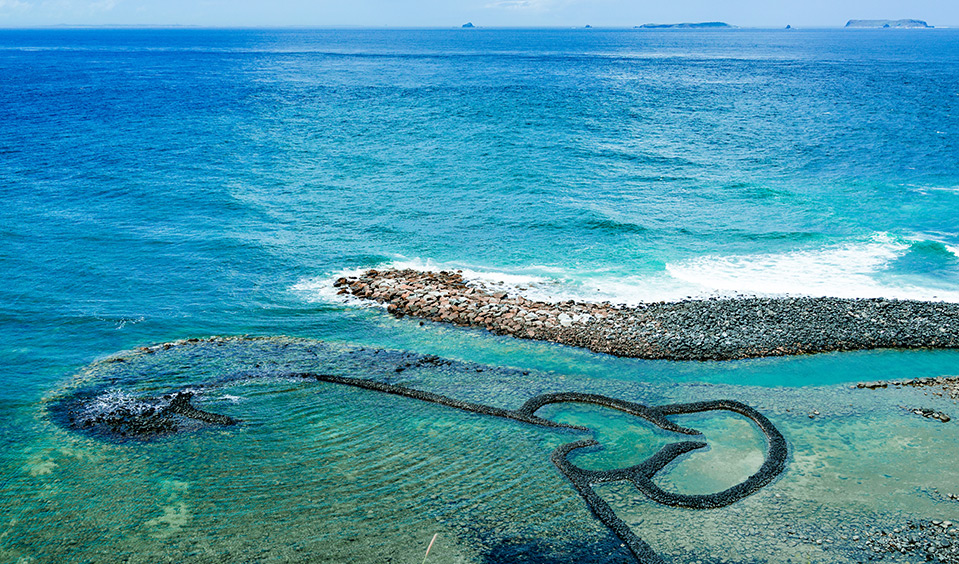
2,28,959,562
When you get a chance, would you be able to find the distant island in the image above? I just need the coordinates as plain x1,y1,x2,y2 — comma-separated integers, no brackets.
462,22,475,28
845,19,932,28
636,22,735,29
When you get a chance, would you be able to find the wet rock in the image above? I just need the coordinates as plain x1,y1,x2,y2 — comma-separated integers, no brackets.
58,389,237,440
885,376,959,401
856,520,959,563
907,407,952,423
165,392,238,426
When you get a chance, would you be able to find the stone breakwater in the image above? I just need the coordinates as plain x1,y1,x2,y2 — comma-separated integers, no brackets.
335,269,959,361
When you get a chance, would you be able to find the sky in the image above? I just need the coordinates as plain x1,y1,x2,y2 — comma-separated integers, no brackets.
0,0,957,29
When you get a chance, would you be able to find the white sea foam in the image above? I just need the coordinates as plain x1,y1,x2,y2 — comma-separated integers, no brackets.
665,234,959,302
75,390,166,426
292,265,384,308
293,235,959,308
666,235,905,299
907,185,959,195
292,256,712,306
291,257,561,306
912,233,959,260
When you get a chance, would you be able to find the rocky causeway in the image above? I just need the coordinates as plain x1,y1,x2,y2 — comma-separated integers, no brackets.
335,268,959,361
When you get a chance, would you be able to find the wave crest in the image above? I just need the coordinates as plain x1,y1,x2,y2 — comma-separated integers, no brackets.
294,234,959,307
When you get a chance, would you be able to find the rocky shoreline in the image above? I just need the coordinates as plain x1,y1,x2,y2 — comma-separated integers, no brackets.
335,269,959,361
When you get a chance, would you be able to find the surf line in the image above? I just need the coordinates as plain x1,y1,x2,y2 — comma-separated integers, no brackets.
282,372,788,564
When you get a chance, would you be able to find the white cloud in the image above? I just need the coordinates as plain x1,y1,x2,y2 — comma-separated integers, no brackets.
89,0,118,11
7,0,122,13
484,0,572,11
0,0,30,13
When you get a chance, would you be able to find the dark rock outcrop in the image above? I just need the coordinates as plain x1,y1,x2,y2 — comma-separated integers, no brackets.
59,390,237,440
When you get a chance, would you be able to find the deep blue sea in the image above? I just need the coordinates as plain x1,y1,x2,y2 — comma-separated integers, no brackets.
3,28,959,563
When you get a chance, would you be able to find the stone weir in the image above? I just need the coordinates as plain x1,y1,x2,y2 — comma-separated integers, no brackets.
335,269,959,361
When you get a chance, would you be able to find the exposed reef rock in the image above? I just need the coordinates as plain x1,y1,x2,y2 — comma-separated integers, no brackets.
857,520,959,562
857,376,959,422
335,268,959,360
906,406,951,423
56,389,237,440
857,376,959,401
800,519,959,563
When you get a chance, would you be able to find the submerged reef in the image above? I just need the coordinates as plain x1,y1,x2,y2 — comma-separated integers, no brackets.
52,337,786,564
335,268,959,360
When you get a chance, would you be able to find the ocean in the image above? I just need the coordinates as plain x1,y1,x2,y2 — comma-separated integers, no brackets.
2,28,959,563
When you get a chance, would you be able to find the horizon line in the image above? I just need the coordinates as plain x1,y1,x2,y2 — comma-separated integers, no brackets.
0,23,953,31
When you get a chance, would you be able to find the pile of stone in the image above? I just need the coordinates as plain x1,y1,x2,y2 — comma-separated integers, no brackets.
335,268,959,361
857,520,959,563
793,519,959,562
335,269,608,335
